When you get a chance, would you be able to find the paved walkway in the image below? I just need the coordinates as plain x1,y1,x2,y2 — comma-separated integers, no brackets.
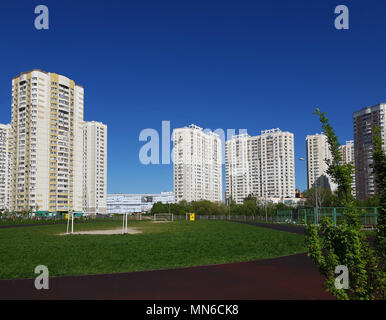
231,220,306,234
0,253,332,300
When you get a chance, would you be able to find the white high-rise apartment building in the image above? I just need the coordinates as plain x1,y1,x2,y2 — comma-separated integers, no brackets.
306,133,337,191
353,104,386,200
225,134,251,204
0,124,11,210
339,140,356,197
173,124,222,203
83,121,107,215
225,129,295,204
10,70,84,214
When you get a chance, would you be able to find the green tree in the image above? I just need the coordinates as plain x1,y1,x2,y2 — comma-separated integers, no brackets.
303,187,341,207
372,126,386,297
305,109,384,299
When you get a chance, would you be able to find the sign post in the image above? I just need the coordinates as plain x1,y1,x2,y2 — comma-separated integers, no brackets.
66,213,70,234
71,210,74,234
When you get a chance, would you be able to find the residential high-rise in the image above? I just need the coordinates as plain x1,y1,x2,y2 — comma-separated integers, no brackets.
173,124,222,203
353,103,386,200
225,129,295,204
10,70,84,214
83,121,107,215
306,133,337,191
0,124,11,210
225,133,251,204
339,140,356,197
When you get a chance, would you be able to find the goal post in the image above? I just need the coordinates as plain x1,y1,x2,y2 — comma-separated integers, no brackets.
153,213,174,222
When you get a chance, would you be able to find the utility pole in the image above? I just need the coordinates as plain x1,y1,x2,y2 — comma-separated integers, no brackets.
265,185,268,222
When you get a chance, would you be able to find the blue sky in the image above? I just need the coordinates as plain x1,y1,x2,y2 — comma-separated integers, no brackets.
1,0,386,195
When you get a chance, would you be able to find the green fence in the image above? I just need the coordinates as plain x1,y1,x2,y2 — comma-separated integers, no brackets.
276,210,293,223
34,211,84,218
277,207,379,226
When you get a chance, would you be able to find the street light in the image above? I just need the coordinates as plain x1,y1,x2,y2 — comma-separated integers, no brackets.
265,187,268,222
227,197,231,221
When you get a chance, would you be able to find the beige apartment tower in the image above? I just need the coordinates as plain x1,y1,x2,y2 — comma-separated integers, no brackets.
83,121,107,215
10,70,84,214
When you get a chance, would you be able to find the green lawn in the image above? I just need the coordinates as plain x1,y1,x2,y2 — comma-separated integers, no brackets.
0,220,306,279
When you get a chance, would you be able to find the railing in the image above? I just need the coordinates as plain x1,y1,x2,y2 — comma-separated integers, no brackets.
278,207,379,226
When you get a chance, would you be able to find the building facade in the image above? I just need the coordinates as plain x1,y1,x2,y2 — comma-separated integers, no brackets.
7,69,106,216
306,133,337,191
10,70,85,214
0,124,11,210
173,124,222,203
225,133,251,204
107,192,174,214
353,103,386,200
225,129,295,204
339,140,356,197
83,121,107,215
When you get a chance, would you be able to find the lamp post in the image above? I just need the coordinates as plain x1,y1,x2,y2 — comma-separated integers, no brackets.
70,209,74,234
228,197,231,221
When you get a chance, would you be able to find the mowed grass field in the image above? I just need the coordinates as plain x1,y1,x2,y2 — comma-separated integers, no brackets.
0,220,306,279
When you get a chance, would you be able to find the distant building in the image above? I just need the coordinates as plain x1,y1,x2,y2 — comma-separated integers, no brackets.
0,124,11,210
306,133,337,191
339,140,356,197
353,103,386,200
173,124,222,203
83,121,107,215
256,196,305,206
107,192,174,214
225,129,295,204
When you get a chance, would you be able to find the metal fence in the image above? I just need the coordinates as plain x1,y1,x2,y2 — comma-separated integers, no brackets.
278,207,379,226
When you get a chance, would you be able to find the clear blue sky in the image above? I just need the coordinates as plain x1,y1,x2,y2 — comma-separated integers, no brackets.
1,0,386,196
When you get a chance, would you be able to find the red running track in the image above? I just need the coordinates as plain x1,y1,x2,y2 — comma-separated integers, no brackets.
0,253,333,300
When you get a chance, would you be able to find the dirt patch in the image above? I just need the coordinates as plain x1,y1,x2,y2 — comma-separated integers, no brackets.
59,228,141,235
